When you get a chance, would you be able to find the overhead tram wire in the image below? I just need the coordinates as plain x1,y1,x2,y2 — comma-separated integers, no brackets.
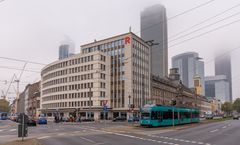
135,0,216,35
169,17,240,48
169,3,240,39
141,3,240,50
138,11,240,51
0,56,47,66
185,44,240,86
0,65,41,73
169,11,240,43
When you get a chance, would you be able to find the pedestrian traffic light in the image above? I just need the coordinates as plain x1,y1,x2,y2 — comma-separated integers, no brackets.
18,113,29,125
18,124,28,137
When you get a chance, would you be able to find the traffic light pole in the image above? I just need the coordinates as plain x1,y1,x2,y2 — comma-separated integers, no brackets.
89,87,92,119
22,114,24,141
104,111,106,128
172,106,174,128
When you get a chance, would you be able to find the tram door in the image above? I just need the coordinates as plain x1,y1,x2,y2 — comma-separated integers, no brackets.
178,112,180,124
158,111,162,123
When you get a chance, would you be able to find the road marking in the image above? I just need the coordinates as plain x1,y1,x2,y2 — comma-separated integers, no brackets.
57,133,66,136
149,135,209,145
9,129,16,132
88,129,177,145
109,132,178,145
0,130,3,132
38,136,50,139
222,126,227,128
80,137,96,143
210,129,218,133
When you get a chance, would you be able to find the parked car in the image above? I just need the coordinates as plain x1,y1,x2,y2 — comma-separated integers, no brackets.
38,117,47,124
28,118,37,126
233,114,239,120
10,114,18,122
81,118,94,122
113,116,127,122
61,117,69,122
205,114,214,119
128,116,139,122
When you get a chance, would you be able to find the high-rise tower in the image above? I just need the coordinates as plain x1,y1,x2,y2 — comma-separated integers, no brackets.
172,52,205,95
215,53,232,101
141,4,168,77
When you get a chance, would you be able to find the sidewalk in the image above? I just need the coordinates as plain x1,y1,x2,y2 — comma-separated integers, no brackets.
0,139,42,145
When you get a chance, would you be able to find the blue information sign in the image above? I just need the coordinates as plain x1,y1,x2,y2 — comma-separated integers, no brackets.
103,105,108,112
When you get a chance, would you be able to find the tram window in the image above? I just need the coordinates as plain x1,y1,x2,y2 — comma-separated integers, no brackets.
157,111,162,119
151,111,162,120
183,112,191,118
151,111,157,120
163,111,172,119
192,112,199,118
141,112,150,119
174,112,178,119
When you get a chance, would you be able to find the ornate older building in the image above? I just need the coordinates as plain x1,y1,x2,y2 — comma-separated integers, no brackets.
151,75,200,109
151,73,212,115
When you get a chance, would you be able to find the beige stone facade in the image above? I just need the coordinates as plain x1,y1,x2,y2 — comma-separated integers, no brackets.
41,32,151,120
81,32,151,118
41,51,110,120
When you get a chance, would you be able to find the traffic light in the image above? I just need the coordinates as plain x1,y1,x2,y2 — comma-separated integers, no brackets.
130,104,135,109
171,100,177,106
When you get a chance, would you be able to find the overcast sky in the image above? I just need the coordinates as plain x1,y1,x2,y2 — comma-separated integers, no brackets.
1,0,240,102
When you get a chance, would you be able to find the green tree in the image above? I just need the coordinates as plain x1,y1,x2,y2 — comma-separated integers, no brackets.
221,102,233,116
233,98,240,113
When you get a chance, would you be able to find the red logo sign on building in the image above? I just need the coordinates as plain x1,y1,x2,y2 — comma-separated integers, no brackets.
124,36,131,45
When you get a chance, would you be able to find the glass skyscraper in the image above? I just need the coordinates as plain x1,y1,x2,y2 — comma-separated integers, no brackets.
141,4,168,77
59,39,75,60
172,52,205,95
215,53,232,101
205,75,230,103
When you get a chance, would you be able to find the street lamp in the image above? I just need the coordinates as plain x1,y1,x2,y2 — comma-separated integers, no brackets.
128,95,131,118
128,95,131,109
89,87,92,120
145,40,159,104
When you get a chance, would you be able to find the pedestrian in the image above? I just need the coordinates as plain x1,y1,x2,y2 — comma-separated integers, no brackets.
54,116,57,123
60,116,63,122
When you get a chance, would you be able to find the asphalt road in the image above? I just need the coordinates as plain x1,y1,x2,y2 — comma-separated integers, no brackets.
0,119,240,145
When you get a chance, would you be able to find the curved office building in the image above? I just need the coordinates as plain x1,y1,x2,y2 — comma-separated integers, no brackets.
41,51,110,120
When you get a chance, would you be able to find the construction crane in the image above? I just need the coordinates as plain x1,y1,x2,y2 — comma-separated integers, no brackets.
4,62,27,101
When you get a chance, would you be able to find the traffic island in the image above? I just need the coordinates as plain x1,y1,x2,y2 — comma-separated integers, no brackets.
0,139,42,145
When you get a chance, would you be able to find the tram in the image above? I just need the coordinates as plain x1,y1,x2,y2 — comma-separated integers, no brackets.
140,104,199,127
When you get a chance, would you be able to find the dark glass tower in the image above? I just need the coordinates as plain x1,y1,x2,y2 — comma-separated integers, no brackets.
141,4,168,77
215,53,232,101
